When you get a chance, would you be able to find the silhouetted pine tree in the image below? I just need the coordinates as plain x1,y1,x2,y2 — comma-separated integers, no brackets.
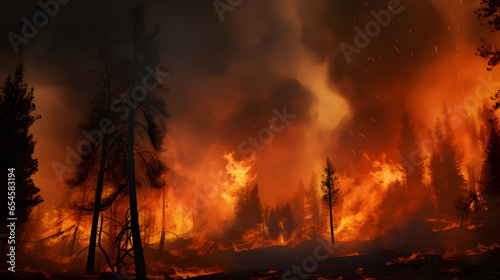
321,157,341,245
0,63,43,230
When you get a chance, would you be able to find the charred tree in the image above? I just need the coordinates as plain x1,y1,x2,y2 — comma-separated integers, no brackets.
85,40,114,272
125,4,169,278
68,4,168,276
66,37,134,271
127,4,146,277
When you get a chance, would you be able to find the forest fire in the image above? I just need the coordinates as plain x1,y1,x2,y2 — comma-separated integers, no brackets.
1,0,500,279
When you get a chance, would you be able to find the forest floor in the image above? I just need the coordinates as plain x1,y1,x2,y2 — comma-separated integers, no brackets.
2,220,500,280
3,247,500,280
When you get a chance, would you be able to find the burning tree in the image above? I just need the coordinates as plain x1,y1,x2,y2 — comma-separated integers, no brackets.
0,63,43,241
321,157,340,245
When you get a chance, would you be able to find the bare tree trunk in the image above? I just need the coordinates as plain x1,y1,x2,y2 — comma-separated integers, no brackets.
128,33,147,280
328,186,335,245
158,187,166,253
86,47,112,272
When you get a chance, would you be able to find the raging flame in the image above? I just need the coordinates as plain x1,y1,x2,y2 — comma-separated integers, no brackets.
335,154,404,242
141,152,257,250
